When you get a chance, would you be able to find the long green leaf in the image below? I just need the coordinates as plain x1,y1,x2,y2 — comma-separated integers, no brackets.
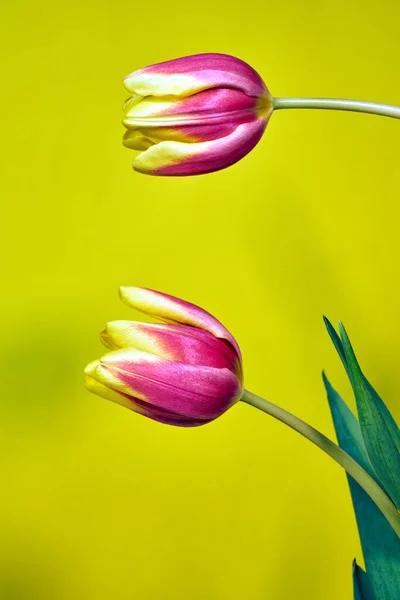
323,374,400,600
324,318,400,450
337,322,400,449
353,562,374,600
323,316,351,380
337,322,400,507
361,377,400,453
353,571,365,600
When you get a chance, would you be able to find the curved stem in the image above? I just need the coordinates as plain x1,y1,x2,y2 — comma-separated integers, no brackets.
272,97,400,120
241,389,400,537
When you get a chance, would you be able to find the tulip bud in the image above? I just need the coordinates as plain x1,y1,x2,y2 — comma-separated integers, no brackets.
85,287,243,426
122,53,272,176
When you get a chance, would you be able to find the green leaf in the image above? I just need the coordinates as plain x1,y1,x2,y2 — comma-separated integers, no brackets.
337,322,400,449
324,318,400,449
323,316,351,380
324,318,400,507
353,571,364,600
323,374,400,600
337,322,400,508
323,373,376,477
353,562,374,600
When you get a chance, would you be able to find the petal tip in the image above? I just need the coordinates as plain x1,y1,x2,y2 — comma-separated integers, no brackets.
119,286,139,307
84,359,100,377
100,327,121,350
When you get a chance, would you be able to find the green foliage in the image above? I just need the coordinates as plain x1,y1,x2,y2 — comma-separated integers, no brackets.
323,319,400,600
353,562,373,600
323,318,400,507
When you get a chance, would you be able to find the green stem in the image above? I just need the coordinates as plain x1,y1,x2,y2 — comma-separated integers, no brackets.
241,388,400,537
272,97,400,120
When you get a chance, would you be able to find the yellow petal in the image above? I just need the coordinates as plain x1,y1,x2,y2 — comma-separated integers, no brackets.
84,359,100,377
124,72,200,97
123,130,155,151
101,320,190,360
132,140,195,174
123,95,179,122
102,320,162,353
85,375,147,413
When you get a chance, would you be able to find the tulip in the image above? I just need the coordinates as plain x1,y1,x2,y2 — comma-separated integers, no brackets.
84,290,400,537
122,54,400,176
85,287,243,426
122,53,272,176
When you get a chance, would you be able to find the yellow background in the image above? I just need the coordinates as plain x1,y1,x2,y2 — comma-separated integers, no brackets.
1,0,399,598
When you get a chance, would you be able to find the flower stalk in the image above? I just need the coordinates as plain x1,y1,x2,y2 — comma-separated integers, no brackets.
241,388,400,537
272,97,400,119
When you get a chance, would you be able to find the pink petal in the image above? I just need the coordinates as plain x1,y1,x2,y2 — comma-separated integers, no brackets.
114,392,213,427
124,53,269,99
119,287,242,360
86,373,210,426
123,88,259,125
123,88,265,143
97,349,242,420
132,118,268,177
124,122,243,145
102,320,241,375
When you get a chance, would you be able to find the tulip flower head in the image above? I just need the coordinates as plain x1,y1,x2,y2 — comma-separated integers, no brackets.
85,287,243,426
122,53,272,176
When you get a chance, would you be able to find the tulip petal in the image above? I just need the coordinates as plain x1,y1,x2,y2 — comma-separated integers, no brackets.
101,320,240,374
125,123,253,145
132,119,267,177
85,374,208,426
85,373,141,411
119,287,241,360
123,88,264,144
123,53,269,99
93,348,241,420
122,130,155,151
122,94,144,112
123,88,260,127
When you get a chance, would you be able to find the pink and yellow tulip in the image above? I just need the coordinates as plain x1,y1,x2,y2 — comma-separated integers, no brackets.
85,287,243,426
122,53,272,176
